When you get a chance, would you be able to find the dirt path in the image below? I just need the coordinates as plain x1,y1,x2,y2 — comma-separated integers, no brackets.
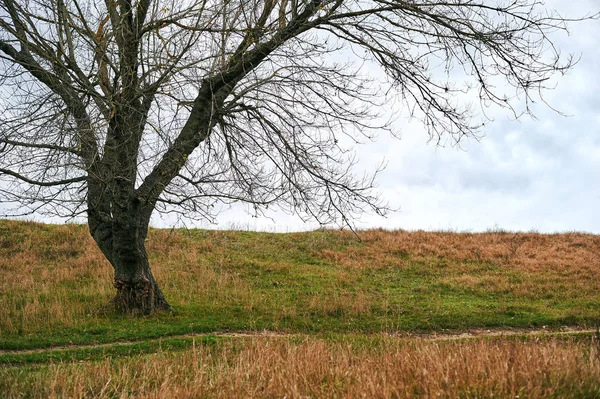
1,327,597,356
399,326,598,341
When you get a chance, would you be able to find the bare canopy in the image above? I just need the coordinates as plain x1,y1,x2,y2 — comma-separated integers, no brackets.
0,0,588,313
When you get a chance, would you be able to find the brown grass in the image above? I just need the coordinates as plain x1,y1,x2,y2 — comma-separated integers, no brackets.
2,221,600,397
1,220,599,337
2,336,599,398
0,222,112,335
356,229,600,272
347,229,600,303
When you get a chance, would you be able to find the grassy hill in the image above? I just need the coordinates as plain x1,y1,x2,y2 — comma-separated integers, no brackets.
1,220,599,397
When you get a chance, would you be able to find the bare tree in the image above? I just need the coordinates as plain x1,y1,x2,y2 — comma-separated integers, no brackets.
0,0,590,313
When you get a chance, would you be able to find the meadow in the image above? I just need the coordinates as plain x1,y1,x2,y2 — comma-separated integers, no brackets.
1,219,599,397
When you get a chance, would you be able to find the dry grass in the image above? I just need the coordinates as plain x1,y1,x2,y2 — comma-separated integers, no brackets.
1,220,599,342
358,229,599,272
342,229,600,302
318,229,599,272
0,222,113,335
2,336,599,398
2,221,600,397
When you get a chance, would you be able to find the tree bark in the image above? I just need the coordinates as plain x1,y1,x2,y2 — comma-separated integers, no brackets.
89,213,171,314
111,219,171,314
111,266,171,315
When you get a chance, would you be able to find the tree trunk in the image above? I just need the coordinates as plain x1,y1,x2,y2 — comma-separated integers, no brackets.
110,223,171,314
112,270,171,315
89,214,171,315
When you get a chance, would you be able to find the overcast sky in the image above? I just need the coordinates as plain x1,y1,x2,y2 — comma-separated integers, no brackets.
4,1,599,234
168,0,598,234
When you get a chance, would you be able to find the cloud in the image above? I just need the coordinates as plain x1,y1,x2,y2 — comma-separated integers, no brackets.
165,4,600,233
2,1,598,234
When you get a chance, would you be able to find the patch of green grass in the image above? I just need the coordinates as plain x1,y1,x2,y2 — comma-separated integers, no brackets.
0,335,218,366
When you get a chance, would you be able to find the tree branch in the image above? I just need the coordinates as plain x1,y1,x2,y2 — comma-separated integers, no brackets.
0,168,86,187
0,139,81,155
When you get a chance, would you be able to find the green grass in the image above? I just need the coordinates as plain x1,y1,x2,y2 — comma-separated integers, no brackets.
1,331,596,368
1,220,599,350
2,220,600,397
0,335,219,366
2,333,599,398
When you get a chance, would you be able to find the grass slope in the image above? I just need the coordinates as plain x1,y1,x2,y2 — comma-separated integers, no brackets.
1,219,599,349
1,220,600,397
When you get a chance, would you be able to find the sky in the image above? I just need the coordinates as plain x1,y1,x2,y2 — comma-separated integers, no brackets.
3,1,600,234
172,0,599,234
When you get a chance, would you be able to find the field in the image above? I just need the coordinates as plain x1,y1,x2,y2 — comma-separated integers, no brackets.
1,219,599,397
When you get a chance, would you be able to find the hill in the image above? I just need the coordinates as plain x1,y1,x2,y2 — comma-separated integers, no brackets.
1,220,599,397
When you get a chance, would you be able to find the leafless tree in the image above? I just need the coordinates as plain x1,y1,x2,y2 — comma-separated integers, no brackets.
0,0,590,313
